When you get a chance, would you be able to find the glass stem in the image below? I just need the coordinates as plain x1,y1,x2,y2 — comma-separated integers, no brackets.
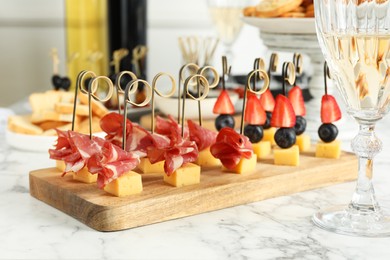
349,124,382,214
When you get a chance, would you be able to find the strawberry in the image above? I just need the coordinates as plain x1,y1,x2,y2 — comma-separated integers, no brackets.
213,89,235,115
288,86,306,116
233,87,245,99
259,88,275,112
244,94,266,125
271,94,296,128
321,94,341,123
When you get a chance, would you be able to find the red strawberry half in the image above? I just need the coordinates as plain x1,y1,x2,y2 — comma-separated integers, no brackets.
271,94,296,128
321,94,341,123
213,90,235,115
288,86,306,116
259,88,275,112
244,94,266,125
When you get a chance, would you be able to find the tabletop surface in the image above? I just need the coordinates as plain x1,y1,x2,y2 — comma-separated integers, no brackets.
1,105,390,260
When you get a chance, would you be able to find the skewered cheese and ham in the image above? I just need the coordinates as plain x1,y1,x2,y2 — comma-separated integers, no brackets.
100,112,132,148
100,112,170,157
88,142,140,188
155,115,189,139
147,129,198,175
49,129,104,175
210,127,253,170
187,119,217,151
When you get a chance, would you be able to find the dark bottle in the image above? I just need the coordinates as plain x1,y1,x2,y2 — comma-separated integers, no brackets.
108,0,147,79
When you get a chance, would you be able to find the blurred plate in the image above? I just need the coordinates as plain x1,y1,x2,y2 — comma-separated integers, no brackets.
6,129,106,153
155,90,239,119
242,17,316,34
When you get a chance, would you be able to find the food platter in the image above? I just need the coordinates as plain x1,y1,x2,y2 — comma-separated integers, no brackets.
25,48,350,233
241,17,316,34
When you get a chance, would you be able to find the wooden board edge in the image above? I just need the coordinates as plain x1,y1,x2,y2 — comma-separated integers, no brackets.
94,158,357,231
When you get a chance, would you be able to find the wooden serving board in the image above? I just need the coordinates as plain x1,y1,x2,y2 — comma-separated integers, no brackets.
30,148,357,232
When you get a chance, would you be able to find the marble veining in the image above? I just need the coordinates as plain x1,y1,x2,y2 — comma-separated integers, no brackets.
1,116,390,259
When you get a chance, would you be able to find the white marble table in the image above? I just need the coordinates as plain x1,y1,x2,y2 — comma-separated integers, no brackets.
1,112,390,260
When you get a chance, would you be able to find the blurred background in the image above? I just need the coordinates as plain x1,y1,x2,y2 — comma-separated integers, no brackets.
0,0,309,107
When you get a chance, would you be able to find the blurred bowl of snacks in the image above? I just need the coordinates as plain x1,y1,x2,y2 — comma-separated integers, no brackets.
242,0,314,21
241,0,316,43
6,90,108,152
241,17,315,34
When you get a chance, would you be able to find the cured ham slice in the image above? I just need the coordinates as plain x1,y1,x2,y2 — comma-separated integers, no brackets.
87,142,140,188
155,115,189,139
187,120,217,151
129,123,170,157
100,112,132,148
147,127,198,175
210,127,253,170
100,112,170,156
49,129,104,174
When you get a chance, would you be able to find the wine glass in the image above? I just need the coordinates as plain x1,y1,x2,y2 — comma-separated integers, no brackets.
313,0,390,236
207,0,249,62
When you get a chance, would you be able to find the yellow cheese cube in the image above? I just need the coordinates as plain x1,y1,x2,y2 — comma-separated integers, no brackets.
195,147,221,168
104,171,143,197
315,140,341,159
274,145,299,166
263,127,276,145
72,167,97,184
296,134,311,152
56,160,66,172
56,160,97,183
252,141,271,159
138,157,165,174
222,153,257,175
164,163,200,187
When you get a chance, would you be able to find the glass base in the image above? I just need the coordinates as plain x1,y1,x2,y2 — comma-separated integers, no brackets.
312,205,390,237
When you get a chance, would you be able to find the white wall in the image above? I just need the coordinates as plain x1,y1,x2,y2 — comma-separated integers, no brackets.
0,0,266,107
0,0,65,107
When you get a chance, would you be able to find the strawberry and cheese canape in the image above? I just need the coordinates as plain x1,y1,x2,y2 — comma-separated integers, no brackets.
213,89,236,131
49,129,104,183
316,94,342,159
288,85,311,152
259,88,277,146
271,94,300,166
187,119,220,168
243,92,272,159
210,127,256,175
